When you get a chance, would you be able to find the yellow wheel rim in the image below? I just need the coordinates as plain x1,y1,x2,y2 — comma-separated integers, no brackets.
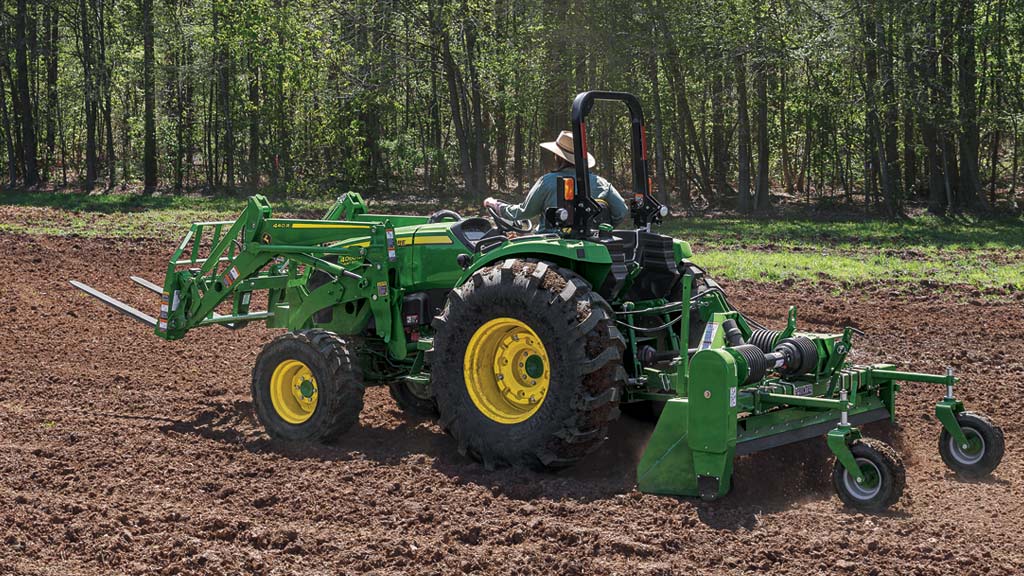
270,359,319,424
464,317,550,424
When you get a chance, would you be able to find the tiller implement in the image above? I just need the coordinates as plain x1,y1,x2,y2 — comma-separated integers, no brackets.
72,92,1003,511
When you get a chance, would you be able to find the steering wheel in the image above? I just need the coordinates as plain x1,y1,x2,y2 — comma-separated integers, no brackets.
487,205,533,234
428,209,463,223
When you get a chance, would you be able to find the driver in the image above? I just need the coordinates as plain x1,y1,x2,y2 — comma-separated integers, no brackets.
484,130,628,232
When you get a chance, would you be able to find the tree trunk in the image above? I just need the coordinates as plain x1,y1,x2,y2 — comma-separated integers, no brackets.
215,3,234,194
902,8,918,197
711,71,729,200
143,0,157,193
755,62,771,210
799,104,812,199
956,0,986,210
429,26,444,191
736,53,751,213
650,51,667,204
939,0,959,207
44,4,58,181
878,11,901,212
779,69,794,196
513,113,524,194
98,0,116,188
277,1,292,185
15,0,38,186
175,59,184,193
657,17,709,200
248,54,260,192
463,6,487,195
439,31,473,193
80,0,97,190
861,0,896,216
0,57,16,186
1011,116,1019,206
920,0,946,214
988,0,1007,205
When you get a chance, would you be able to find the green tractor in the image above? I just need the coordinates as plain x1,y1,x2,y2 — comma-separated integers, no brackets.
73,91,1003,511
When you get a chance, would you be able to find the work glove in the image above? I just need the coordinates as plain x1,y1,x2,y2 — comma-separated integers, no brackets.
483,197,500,211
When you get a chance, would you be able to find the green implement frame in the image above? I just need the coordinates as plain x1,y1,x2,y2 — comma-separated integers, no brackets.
629,284,971,499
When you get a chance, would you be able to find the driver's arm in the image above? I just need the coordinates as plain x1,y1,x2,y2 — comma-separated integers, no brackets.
495,175,553,222
597,177,629,227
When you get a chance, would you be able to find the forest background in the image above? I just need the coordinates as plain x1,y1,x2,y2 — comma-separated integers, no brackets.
1,0,1022,217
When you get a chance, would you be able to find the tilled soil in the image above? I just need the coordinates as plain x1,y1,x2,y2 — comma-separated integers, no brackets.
1,230,1021,576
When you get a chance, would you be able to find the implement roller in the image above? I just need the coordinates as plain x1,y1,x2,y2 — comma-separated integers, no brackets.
71,91,1003,511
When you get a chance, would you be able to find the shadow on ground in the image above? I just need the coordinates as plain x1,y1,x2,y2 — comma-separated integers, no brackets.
159,398,921,522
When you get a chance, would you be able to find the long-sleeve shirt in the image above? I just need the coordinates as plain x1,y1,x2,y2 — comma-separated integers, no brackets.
498,168,629,232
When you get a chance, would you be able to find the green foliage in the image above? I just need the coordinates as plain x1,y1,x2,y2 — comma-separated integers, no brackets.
0,0,1021,212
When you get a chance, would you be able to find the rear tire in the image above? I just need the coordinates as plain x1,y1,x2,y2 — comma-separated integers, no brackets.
389,379,439,418
430,259,627,470
832,438,905,512
252,329,364,442
938,411,1004,478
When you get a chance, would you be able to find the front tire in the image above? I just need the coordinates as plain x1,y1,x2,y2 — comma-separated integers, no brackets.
832,438,905,512
252,329,365,442
389,379,440,418
430,260,627,470
938,411,1004,478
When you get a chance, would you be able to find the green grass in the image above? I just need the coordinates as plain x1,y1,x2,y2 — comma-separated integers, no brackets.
698,248,1024,290
2,189,1022,291
0,189,306,214
663,215,1024,251
663,214,1024,291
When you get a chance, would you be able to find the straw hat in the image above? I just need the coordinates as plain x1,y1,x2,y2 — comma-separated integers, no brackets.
539,130,596,168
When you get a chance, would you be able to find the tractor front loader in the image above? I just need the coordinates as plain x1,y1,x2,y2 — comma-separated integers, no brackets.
72,91,1004,512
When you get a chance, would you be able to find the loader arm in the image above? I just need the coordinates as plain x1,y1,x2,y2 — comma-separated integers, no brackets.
158,195,404,351
71,194,407,359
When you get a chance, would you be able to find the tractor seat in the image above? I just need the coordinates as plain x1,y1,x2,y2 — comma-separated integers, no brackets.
449,217,502,250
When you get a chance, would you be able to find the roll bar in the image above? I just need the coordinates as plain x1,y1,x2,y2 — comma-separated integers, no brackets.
561,91,666,237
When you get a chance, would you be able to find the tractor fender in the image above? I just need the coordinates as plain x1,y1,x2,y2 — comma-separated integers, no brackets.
456,238,613,289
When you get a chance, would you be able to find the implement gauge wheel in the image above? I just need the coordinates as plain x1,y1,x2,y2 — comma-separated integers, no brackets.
430,259,627,470
252,329,365,442
389,379,440,418
938,411,1004,478
832,438,905,512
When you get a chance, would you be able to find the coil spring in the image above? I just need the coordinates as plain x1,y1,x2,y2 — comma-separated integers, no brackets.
732,343,768,384
749,329,782,353
775,336,820,376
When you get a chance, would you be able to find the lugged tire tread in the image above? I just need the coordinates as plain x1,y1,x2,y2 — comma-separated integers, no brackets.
938,411,1005,478
251,329,364,443
430,259,627,470
832,437,905,512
